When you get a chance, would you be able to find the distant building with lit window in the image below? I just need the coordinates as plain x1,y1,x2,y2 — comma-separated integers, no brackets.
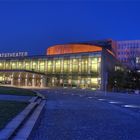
116,40,140,70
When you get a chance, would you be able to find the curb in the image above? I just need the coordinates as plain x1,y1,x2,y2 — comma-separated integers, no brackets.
13,100,46,140
0,91,46,140
0,102,37,140
33,90,46,100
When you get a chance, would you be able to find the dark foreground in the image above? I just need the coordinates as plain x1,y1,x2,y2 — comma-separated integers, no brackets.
31,89,140,140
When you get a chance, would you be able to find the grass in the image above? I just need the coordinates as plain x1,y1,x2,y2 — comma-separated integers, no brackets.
0,86,36,96
0,101,27,130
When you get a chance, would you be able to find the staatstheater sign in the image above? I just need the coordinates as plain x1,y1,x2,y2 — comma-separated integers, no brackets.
0,52,28,58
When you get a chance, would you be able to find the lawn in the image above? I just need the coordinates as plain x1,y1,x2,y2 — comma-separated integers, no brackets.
0,86,36,96
0,101,27,130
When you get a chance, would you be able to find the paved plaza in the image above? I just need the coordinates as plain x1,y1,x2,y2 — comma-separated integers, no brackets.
31,89,140,140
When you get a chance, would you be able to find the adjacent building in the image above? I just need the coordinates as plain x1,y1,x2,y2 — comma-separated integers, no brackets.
116,40,140,70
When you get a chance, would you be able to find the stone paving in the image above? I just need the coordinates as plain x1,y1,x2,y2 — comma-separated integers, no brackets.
31,89,140,140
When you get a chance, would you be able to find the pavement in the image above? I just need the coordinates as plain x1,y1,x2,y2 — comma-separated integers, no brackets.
31,89,140,140
0,94,32,102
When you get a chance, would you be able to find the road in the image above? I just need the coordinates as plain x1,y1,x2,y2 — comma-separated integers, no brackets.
31,89,140,140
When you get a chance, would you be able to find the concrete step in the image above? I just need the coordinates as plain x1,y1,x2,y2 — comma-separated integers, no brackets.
0,102,37,140
29,96,38,103
36,98,42,104
12,100,46,140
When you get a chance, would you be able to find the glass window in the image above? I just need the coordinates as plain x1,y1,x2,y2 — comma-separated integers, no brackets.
91,78,98,86
55,60,61,73
39,61,45,72
63,59,68,73
91,63,98,72
25,61,30,70
47,60,53,73
72,59,78,73
18,61,23,69
32,61,38,71
91,58,98,63
0,62,4,69
5,62,10,69
11,61,17,69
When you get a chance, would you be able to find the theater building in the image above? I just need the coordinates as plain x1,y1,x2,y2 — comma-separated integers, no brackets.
0,40,121,90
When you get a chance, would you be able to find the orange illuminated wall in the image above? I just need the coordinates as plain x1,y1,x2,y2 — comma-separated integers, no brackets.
47,44,102,55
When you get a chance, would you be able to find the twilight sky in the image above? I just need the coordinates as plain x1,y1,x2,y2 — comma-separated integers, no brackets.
0,0,140,55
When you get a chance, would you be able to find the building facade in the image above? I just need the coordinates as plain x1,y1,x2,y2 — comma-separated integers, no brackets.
0,40,120,90
116,40,140,70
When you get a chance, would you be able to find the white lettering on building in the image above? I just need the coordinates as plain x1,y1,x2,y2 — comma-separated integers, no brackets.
0,52,28,58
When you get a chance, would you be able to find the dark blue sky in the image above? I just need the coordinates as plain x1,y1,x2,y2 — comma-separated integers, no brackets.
0,1,140,55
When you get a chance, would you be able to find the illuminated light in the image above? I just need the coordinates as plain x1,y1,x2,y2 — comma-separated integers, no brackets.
107,49,115,56
98,99,106,101
91,78,98,84
91,88,96,90
47,44,102,55
98,57,101,62
123,105,140,109
109,101,122,104
33,62,36,65
68,79,71,84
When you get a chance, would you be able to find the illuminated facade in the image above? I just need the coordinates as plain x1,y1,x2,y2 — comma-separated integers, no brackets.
0,40,120,90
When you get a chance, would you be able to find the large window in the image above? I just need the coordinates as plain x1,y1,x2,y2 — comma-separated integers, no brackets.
47,60,53,73
72,59,78,73
11,61,17,69
39,60,45,72
81,57,88,73
5,62,10,69
55,60,61,73
90,57,99,73
91,78,98,87
32,61,38,71
25,61,30,70
0,62,4,69
18,61,23,69
63,59,69,73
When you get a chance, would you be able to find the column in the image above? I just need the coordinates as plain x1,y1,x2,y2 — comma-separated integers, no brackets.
40,76,46,87
11,74,14,86
68,79,72,87
18,74,21,86
52,77,55,87
25,74,28,87
32,74,35,87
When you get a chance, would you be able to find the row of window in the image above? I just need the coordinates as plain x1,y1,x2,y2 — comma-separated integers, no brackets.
117,51,138,55
119,57,140,63
117,43,140,49
0,57,101,74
